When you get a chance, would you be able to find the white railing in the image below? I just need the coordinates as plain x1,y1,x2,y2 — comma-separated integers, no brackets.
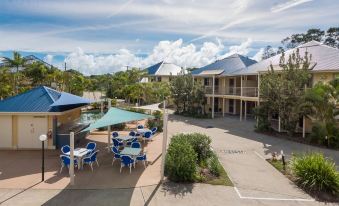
204,86,258,97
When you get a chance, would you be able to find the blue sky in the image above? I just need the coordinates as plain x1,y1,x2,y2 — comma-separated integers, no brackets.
0,0,338,75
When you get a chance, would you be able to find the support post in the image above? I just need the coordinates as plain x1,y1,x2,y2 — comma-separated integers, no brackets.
240,100,242,121
212,75,215,119
100,101,104,114
240,75,243,96
41,140,45,181
244,101,247,120
107,99,112,150
222,98,225,117
161,100,168,181
70,132,75,185
278,115,281,133
302,116,306,138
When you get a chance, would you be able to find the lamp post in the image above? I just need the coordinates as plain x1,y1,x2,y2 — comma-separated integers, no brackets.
39,134,47,182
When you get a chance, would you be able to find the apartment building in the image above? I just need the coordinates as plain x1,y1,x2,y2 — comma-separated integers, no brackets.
193,41,339,136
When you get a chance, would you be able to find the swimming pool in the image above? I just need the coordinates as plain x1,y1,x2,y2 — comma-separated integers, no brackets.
80,110,104,124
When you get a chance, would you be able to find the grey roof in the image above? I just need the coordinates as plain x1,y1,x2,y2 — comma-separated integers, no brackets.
237,41,339,75
192,54,257,76
146,62,183,76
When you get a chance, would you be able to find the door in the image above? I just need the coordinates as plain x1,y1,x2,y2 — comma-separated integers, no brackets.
214,97,219,112
18,116,48,149
229,78,235,94
229,99,234,113
0,116,12,148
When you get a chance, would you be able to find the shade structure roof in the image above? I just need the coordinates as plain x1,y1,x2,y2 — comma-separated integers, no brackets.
83,107,154,132
0,86,90,113
51,92,91,107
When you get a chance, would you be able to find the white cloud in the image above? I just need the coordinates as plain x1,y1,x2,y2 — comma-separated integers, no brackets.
271,0,313,13
44,54,54,64
252,48,264,62
64,38,257,75
220,38,252,58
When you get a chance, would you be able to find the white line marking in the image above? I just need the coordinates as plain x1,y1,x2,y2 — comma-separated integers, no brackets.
231,152,315,202
234,187,314,201
253,151,266,160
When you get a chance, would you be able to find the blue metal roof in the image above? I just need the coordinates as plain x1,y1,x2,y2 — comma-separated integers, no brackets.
192,54,257,76
146,61,163,75
0,86,90,113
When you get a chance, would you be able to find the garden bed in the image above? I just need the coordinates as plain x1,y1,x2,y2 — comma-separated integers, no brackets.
165,133,233,187
267,158,339,202
256,130,339,151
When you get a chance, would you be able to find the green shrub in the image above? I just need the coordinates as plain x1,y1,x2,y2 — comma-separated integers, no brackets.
146,119,163,132
183,133,212,163
165,136,197,182
208,153,223,177
309,123,339,149
309,123,327,145
289,153,339,195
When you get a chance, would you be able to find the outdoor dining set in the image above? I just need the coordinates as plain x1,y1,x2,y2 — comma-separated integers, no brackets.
111,125,157,173
59,124,157,174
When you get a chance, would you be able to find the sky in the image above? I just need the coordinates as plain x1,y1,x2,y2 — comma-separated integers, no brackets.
0,0,338,75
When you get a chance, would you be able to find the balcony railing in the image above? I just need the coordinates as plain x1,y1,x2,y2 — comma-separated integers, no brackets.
204,86,258,97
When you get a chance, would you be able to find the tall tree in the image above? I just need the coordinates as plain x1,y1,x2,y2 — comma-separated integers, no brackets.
1,52,28,94
262,45,276,60
324,27,339,48
0,67,14,99
257,49,311,135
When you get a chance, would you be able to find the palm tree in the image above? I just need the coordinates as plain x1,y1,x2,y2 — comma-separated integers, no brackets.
301,81,339,144
2,52,28,94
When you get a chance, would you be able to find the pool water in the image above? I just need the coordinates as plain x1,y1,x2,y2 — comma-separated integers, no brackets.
80,110,104,124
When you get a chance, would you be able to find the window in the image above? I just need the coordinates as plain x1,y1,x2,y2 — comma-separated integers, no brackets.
157,77,162,82
204,78,210,86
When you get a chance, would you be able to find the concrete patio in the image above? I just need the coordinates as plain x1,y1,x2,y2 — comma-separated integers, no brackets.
0,131,163,191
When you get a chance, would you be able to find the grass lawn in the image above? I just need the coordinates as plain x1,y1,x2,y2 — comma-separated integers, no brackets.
267,159,286,174
204,166,233,186
197,157,233,187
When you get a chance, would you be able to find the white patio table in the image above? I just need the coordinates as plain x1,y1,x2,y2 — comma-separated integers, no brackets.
117,136,135,141
136,128,151,135
65,148,91,169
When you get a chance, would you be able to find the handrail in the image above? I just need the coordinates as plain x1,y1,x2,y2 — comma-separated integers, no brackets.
204,86,258,97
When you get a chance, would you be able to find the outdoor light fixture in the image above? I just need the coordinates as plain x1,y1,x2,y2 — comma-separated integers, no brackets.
39,134,47,182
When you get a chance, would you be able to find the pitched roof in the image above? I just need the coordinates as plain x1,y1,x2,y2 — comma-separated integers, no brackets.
146,62,183,76
192,54,257,76
0,86,90,113
237,41,339,75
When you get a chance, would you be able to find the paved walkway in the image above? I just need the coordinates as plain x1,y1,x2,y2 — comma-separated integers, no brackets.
1,115,338,205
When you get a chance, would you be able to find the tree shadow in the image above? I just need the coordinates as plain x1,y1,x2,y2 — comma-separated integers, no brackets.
167,114,339,165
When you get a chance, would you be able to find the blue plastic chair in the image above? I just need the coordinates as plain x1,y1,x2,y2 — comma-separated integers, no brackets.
59,155,78,173
120,155,135,173
136,153,147,168
131,142,141,148
61,145,70,155
112,131,119,138
111,146,121,165
129,131,136,137
151,127,157,135
143,131,153,143
126,138,138,146
137,125,144,129
112,138,123,147
86,142,96,154
82,150,99,172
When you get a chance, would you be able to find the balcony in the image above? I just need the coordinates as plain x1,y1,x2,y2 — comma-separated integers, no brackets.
204,86,258,97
